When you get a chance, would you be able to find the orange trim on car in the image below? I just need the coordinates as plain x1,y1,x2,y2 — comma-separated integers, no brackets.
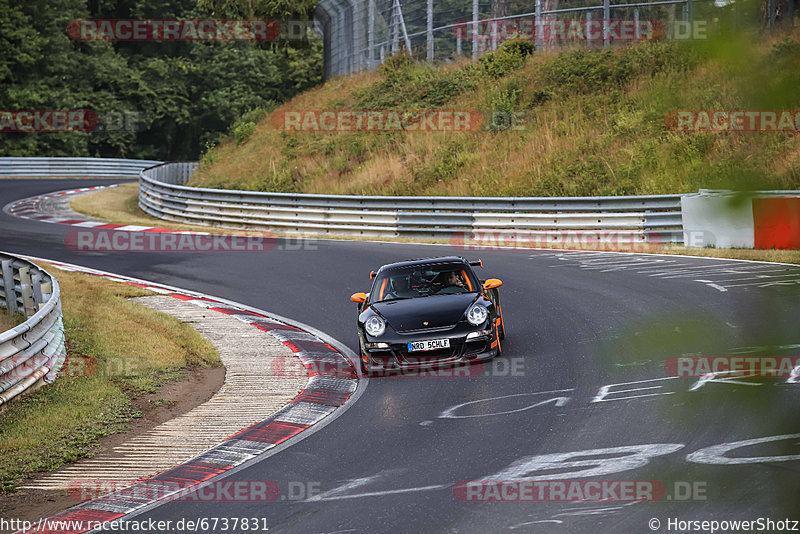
379,278,387,300
461,270,473,291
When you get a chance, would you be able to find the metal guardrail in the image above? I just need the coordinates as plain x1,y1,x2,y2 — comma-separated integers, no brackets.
0,157,162,177
139,162,684,241
0,253,65,408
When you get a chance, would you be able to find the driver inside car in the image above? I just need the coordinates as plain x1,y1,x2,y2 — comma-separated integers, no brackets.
436,271,467,294
385,276,417,300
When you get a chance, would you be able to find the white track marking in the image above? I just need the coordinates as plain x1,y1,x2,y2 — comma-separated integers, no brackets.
689,372,763,391
686,433,800,465
694,280,728,292
509,520,564,529
439,390,573,419
592,378,678,403
486,444,684,481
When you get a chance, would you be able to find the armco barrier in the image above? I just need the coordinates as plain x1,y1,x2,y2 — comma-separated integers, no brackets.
0,253,66,408
139,162,685,242
0,157,162,177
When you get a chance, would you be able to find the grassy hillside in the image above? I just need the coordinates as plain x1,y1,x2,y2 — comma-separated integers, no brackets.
192,33,800,197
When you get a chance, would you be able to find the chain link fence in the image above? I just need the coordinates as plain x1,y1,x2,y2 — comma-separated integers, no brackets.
314,0,764,79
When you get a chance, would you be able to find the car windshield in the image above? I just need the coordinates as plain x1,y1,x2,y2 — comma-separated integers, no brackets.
372,263,479,302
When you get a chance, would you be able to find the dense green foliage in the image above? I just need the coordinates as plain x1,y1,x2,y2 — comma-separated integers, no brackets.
0,0,322,159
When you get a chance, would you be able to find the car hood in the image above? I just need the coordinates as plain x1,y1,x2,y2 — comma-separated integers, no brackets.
371,293,478,332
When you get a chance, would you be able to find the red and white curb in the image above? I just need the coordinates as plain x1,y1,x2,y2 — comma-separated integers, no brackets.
4,186,208,234
11,255,362,534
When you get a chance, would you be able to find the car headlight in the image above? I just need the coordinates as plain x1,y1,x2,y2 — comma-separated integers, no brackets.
365,316,386,337
467,304,488,326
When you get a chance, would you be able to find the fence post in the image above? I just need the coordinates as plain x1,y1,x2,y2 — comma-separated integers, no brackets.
634,8,640,40
368,0,375,68
586,11,592,46
391,0,399,54
603,0,610,47
535,0,542,51
427,0,434,61
472,0,479,60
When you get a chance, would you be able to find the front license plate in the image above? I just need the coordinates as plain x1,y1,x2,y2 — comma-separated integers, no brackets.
407,339,450,352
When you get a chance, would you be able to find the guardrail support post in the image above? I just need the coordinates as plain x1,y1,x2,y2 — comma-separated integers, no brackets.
31,273,44,308
18,266,35,315
1,260,14,315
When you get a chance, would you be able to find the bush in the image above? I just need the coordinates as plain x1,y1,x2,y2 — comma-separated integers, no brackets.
770,37,800,58
539,42,693,95
233,122,255,145
488,79,523,131
480,40,535,78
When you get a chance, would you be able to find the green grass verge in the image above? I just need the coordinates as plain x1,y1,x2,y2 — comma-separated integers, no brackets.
0,266,220,493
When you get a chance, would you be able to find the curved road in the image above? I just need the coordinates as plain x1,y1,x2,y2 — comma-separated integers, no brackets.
3,179,800,533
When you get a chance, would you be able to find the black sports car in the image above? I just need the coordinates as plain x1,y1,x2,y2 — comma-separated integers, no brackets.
350,256,505,375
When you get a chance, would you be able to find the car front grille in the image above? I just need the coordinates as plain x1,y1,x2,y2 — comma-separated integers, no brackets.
399,346,457,363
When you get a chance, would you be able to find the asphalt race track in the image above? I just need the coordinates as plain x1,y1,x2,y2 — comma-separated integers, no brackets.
3,179,800,533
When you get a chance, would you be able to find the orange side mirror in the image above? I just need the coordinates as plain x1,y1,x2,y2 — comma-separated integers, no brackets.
350,292,367,303
370,270,377,280
483,278,503,289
